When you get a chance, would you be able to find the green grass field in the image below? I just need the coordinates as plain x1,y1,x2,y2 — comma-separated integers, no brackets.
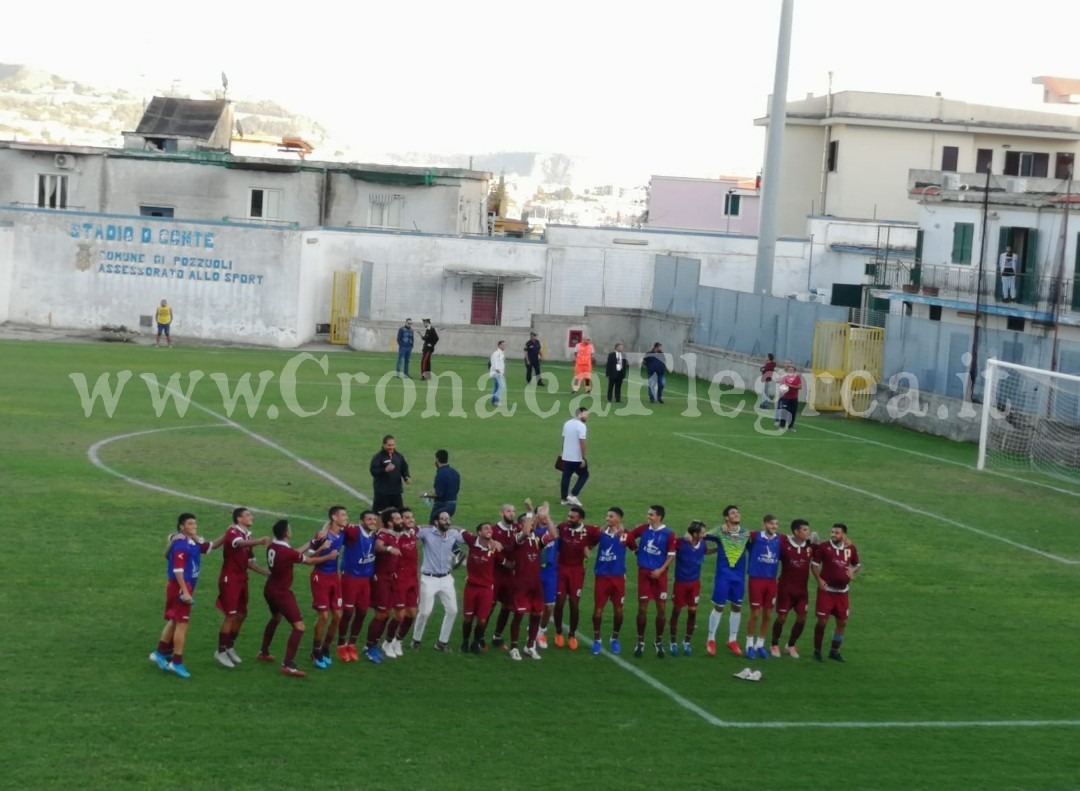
3,338,1080,791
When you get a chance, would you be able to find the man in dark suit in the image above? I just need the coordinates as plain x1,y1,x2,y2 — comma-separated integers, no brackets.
605,342,628,403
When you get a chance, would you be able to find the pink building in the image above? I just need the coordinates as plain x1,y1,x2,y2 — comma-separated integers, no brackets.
645,175,761,234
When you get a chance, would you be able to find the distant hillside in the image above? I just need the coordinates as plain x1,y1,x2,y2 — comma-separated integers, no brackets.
0,64,332,148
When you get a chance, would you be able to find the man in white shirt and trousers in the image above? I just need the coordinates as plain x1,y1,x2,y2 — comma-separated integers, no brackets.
559,407,589,507
489,340,507,406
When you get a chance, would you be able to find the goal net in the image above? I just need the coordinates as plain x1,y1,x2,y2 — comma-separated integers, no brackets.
978,358,1080,485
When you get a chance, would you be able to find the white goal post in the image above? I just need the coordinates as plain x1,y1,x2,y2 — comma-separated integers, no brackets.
978,358,1080,484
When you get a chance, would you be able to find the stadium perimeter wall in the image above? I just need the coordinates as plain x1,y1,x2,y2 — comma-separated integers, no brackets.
0,222,12,324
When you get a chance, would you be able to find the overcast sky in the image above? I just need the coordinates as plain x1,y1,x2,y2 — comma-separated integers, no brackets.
3,0,1077,181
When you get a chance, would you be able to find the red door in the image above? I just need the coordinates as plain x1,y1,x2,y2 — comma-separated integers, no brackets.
471,282,503,325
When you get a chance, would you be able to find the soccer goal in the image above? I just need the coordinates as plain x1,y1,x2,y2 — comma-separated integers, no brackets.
977,358,1080,484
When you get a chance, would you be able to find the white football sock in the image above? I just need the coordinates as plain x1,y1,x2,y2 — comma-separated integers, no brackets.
728,612,741,642
708,610,721,640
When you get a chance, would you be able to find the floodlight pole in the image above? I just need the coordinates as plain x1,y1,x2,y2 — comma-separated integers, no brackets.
754,0,794,297
967,164,992,403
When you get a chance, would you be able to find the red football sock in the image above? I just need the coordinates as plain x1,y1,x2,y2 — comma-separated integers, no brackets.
261,620,278,654
592,613,602,640
396,616,414,641
218,631,229,653
285,628,302,665
813,623,826,651
685,611,697,640
349,613,367,642
366,617,388,648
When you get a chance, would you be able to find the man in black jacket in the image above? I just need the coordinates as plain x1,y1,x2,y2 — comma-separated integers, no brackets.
369,435,411,511
420,319,439,380
605,342,628,403
643,342,668,404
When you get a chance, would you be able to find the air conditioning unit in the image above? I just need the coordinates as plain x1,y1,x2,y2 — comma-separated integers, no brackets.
941,173,961,190
1006,178,1027,194
54,154,74,169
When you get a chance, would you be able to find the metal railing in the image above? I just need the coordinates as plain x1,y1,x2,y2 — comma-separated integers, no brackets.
869,257,1078,312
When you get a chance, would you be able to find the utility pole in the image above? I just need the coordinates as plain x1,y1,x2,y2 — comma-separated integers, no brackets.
754,0,795,297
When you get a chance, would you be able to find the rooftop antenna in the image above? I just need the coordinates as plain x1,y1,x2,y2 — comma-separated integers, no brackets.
221,71,229,100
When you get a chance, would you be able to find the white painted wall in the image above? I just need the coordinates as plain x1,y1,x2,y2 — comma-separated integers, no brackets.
2,208,824,347
772,123,825,236
1,207,308,346
0,147,489,235
0,222,12,323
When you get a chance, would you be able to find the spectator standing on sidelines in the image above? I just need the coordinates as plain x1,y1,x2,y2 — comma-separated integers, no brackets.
812,523,860,663
423,449,460,525
524,332,545,386
759,353,776,409
490,340,507,406
419,319,439,380
155,299,173,348
369,435,411,512
395,318,414,378
559,407,589,507
605,343,628,403
776,361,803,431
643,343,668,404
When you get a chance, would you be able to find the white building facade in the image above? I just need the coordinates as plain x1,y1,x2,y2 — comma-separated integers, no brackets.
755,91,1080,237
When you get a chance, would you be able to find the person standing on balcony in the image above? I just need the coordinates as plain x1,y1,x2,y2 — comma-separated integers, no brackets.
999,247,1018,303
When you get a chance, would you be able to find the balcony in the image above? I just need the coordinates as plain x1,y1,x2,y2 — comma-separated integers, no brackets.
866,259,1080,317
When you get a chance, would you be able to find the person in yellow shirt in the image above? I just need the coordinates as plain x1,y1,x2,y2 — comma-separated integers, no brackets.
572,336,595,394
155,299,173,347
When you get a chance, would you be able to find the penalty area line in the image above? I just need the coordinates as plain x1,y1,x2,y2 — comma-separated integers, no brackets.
677,433,1080,566
802,422,1080,499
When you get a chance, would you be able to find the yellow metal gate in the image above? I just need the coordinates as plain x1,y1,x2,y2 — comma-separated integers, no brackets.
330,271,358,345
810,323,884,417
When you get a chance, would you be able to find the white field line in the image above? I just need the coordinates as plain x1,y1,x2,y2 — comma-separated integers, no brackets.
92,401,1080,731
677,432,1080,566
575,632,1080,729
678,431,861,443
572,632,726,726
802,421,1080,499
86,425,321,522
154,381,371,504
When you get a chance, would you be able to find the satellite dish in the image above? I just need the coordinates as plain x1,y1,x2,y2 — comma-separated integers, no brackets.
235,119,244,138
221,71,229,91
